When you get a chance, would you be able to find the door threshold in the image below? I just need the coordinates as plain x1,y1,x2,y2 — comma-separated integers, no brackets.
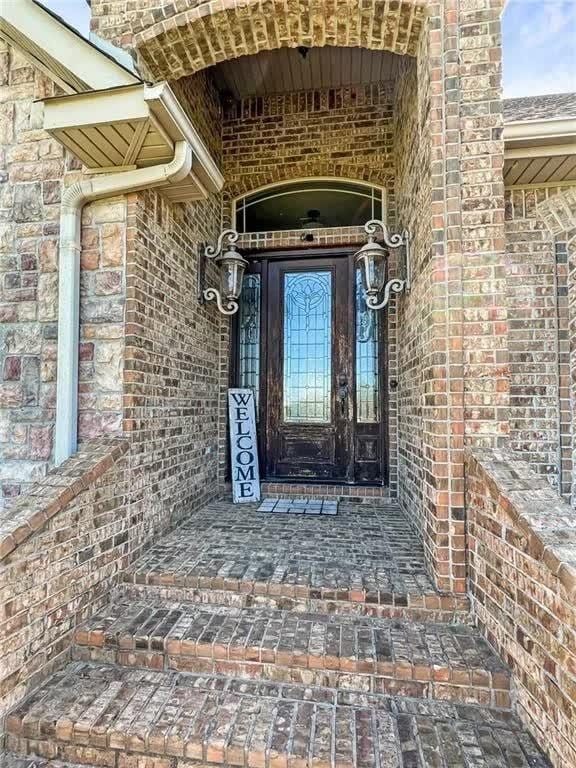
260,479,392,500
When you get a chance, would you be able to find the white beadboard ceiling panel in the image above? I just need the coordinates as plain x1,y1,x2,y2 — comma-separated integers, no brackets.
212,47,403,99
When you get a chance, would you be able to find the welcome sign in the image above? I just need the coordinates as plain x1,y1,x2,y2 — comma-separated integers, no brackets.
228,388,261,503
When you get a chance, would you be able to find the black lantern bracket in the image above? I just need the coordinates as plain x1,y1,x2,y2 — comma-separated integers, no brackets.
355,219,411,311
198,228,248,316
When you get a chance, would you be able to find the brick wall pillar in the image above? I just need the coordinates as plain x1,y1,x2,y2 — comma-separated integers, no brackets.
409,0,507,593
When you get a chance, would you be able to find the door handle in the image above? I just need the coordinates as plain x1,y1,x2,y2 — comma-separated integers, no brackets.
337,374,348,416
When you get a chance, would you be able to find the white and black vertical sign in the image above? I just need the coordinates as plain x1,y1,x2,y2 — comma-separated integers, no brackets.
228,388,260,503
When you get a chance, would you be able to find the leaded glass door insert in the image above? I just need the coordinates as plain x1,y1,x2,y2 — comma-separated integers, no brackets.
266,258,352,481
283,272,332,423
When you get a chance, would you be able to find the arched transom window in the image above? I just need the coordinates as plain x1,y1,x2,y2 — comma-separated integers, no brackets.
234,179,384,233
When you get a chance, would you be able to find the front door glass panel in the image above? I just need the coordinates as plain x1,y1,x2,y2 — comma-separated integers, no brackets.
283,271,332,423
238,273,261,409
355,268,380,422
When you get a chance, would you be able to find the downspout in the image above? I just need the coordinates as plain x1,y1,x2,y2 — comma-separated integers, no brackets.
54,140,193,465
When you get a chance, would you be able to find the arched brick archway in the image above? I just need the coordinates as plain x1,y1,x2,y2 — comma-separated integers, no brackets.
134,0,428,81
225,162,388,202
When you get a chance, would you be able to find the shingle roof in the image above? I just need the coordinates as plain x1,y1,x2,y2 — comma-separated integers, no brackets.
504,92,576,122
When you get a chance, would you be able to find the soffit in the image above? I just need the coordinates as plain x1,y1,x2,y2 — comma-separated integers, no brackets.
503,117,576,186
504,154,576,186
43,82,223,200
212,47,403,99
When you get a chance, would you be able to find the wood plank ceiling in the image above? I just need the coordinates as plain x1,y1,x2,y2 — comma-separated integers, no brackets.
504,155,576,186
212,46,403,99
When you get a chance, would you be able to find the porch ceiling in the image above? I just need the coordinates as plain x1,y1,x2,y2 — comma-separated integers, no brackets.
212,46,403,100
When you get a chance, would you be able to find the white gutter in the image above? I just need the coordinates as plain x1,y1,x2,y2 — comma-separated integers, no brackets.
504,117,576,145
54,141,193,465
144,82,224,194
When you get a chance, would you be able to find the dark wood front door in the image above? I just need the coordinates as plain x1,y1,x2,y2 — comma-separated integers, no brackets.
233,247,387,484
266,258,352,480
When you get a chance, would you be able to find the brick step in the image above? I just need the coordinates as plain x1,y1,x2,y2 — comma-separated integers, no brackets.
117,579,470,623
73,599,510,707
5,663,551,768
0,754,99,768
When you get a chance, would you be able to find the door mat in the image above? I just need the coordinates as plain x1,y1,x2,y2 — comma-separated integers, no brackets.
257,498,338,515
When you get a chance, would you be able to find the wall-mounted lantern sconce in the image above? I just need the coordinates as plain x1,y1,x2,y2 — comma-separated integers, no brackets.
198,228,248,316
354,219,411,311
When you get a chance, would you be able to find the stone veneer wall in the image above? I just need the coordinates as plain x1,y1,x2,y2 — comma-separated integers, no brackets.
0,68,228,727
0,43,126,510
466,448,576,768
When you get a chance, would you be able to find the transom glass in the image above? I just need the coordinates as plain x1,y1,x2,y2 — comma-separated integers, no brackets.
235,180,384,233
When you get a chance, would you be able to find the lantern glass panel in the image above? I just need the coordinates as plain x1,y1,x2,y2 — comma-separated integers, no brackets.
360,246,387,293
220,256,246,300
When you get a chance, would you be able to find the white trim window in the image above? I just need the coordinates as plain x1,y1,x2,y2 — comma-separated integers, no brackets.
234,179,385,233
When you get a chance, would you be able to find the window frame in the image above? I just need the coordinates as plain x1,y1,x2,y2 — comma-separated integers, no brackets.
232,177,387,234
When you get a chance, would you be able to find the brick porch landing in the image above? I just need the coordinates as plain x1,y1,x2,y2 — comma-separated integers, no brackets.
4,497,552,768
121,500,468,621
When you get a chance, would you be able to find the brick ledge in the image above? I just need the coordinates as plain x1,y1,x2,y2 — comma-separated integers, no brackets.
465,447,576,598
0,438,129,562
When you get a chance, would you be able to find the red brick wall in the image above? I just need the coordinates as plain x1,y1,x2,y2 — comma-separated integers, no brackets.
466,447,576,768
0,440,129,724
222,84,396,226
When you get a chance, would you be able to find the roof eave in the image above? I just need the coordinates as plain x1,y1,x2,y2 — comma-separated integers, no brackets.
42,82,223,200
0,0,141,93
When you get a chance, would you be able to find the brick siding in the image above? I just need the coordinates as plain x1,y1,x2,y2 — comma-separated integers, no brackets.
505,219,560,482
466,447,576,768
0,439,129,723
222,84,396,225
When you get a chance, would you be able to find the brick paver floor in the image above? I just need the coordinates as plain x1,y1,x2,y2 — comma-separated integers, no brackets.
123,500,435,595
5,663,551,768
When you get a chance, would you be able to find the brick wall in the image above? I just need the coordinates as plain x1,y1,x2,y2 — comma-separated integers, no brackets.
505,218,560,482
222,84,396,226
0,43,126,510
0,440,129,724
535,188,576,504
394,53,430,549
123,185,226,528
504,185,576,501
466,447,576,768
